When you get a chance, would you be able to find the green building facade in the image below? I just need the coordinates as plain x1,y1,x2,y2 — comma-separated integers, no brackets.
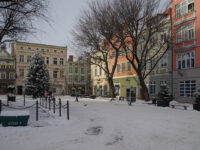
113,75,139,99
66,56,91,96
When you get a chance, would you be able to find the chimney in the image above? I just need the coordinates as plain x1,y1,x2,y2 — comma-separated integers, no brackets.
68,55,73,62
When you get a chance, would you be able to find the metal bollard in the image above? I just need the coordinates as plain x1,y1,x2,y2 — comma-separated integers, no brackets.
53,98,55,113
24,94,26,106
67,100,69,120
36,101,38,121
49,98,51,111
59,98,61,117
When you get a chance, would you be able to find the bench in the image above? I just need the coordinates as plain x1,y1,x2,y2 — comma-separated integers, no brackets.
171,104,189,110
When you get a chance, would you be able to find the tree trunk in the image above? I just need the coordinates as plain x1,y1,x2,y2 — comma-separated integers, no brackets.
138,73,150,101
108,77,115,98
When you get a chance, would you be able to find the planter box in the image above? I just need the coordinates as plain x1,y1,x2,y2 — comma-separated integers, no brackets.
0,111,29,127
157,100,169,107
193,104,200,111
7,95,16,102
90,95,96,99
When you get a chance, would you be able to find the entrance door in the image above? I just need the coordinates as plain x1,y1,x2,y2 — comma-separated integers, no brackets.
17,86,23,95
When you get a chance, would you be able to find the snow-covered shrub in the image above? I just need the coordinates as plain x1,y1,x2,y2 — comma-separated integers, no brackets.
157,84,172,102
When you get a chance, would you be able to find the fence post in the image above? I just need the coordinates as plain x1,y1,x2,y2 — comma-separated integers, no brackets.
59,98,61,117
42,97,44,107
24,94,25,106
36,100,38,121
49,98,51,111
45,97,47,108
0,100,2,114
7,97,9,106
53,98,55,113
67,100,69,120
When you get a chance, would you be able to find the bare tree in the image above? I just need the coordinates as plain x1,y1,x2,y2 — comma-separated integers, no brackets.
72,1,125,98
0,0,48,44
112,0,171,101
73,0,171,100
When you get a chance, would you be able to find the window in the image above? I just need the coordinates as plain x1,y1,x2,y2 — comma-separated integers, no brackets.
177,24,195,43
19,69,24,77
81,76,84,82
150,81,156,94
75,67,78,73
60,71,64,78
0,72,6,79
46,57,49,64
69,76,73,82
9,65,14,69
1,65,5,69
69,67,72,73
53,71,58,78
61,51,63,53
99,68,102,75
160,55,167,67
81,68,84,74
180,80,196,97
117,64,120,73
60,58,64,65
28,47,31,50
27,56,31,63
188,0,194,13
20,46,23,50
161,33,167,44
114,84,120,96
54,50,57,53
150,58,156,69
176,0,194,18
127,62,131,72
9,73,15,79
127,45,131,54
19,55,24,63
177,51,195,69
112,51,115,58
95,69,97,76
122,63,125,72
74,76,78,82
53,58,57,65
121,49,125,56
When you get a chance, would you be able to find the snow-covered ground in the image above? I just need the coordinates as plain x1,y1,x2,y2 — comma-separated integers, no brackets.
0,95,200,150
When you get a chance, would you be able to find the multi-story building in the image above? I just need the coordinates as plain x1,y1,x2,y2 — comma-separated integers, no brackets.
149,8,173,98
91,52,110,97
109,49,139,99
172,0,200,103
0,45,15,94
12,41,67,95
66,55,91,96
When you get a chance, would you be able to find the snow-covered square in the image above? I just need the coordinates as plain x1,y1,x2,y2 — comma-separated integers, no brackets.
0,95,200,150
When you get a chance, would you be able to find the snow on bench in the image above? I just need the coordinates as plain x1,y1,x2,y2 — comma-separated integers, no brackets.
170,101,190,110
0,111,30,116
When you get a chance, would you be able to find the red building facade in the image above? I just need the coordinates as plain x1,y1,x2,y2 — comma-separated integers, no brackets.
172,0,200,103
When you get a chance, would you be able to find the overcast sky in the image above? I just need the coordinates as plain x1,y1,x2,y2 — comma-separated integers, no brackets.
26,0,170,57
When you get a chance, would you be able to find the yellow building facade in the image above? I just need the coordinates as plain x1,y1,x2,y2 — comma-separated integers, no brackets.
12,41,67,95
90,51,110,97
